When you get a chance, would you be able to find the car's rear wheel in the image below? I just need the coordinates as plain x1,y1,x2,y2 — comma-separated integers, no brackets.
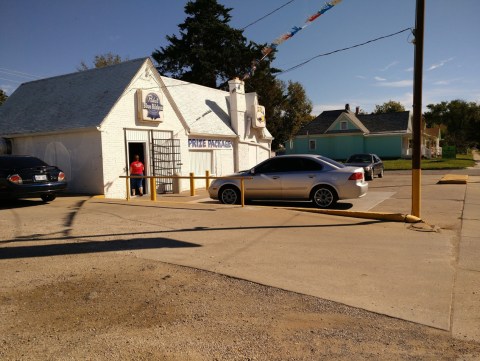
378,168,384,178
219,186,240,205
41,194,56,202
311,186,338,208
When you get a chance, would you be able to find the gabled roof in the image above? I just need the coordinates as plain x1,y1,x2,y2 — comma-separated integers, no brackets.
0,58,147,136
160,76,236,137
297,110,344,135
296,109,411,136
358,111,411,134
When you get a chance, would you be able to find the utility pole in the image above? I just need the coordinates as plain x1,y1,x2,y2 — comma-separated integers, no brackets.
412,0,425,218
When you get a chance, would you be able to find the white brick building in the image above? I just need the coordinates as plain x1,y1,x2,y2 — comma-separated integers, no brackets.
0,58,273,199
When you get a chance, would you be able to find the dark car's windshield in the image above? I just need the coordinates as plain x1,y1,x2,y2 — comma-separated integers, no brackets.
0,156,48,169
316,156,345,168
346,154,372,163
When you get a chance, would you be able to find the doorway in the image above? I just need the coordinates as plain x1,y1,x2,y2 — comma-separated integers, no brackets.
128,142,147,195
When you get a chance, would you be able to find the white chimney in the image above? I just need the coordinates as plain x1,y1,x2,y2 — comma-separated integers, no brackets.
228,78,247,139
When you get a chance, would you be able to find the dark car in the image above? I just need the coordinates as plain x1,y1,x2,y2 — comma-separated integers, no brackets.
0,155,67,202
344,153,384,181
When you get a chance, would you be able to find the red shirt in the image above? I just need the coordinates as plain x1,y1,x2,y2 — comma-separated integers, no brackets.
130,160,144,175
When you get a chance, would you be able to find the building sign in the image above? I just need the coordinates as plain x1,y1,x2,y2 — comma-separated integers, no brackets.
136,89,164,122
188,138,233,149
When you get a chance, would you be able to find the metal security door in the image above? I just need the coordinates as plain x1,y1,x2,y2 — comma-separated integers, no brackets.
150,137,181,193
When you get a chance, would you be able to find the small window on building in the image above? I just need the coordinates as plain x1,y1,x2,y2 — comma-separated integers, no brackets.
340,121,348,130
309,139,316,150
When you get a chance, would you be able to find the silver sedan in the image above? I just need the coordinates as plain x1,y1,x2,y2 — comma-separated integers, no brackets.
208,154,368,208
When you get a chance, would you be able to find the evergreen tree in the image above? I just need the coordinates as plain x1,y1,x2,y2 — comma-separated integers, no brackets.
152,0,314,151
152,0,253,88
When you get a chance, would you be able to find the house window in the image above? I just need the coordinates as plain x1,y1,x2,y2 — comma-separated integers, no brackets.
340,121,348,130
309,139,316,150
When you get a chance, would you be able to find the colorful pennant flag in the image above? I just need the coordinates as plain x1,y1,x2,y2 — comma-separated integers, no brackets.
261,0,343,59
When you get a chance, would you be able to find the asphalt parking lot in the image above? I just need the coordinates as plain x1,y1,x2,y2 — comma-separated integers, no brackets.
1,166,479,341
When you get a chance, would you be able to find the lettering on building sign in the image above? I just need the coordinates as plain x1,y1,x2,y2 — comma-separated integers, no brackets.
136,89,164,122
188,139,233,149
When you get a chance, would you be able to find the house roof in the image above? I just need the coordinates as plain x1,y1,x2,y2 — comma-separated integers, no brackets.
160,76,236,137
0,58,272,140
296,109,411,136
0,58,147,136
358,111,411,134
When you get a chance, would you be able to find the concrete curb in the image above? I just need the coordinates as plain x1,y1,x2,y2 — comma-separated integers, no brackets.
288,208,423,223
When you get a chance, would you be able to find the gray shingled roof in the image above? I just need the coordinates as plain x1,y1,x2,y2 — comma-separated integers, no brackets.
161,76,236,136
0,58,146,136
296,109,410,136
296,110,344,135
357,111,410,133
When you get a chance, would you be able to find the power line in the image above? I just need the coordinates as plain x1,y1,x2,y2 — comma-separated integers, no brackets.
279,27,413,75
241,0,296,30
0,68,41,80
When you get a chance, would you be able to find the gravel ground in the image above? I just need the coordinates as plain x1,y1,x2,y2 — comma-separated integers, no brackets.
1,252,479,360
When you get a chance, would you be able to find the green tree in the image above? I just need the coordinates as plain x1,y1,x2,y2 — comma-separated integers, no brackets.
77,52,126,71
152,0,314,151
0,89,8,106
152,0,256,88
424,100,480,152
372,100,406,114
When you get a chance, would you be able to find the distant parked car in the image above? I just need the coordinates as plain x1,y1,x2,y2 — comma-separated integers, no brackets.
0,155,67,202
208,154,368,208
345,153,384,180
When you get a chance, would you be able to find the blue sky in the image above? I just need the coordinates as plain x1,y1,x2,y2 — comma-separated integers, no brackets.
1,0,479,114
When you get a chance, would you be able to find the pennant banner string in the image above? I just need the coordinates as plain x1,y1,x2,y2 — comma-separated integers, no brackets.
261,0,343,60
243,0,342,79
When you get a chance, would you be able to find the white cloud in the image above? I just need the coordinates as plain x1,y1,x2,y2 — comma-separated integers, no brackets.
405,67,414,72
433,80,449,86
356,75,366,80
312,103,345,115
374,76,386,81
380,61,399,71
428,57,454,71
376,80,413,88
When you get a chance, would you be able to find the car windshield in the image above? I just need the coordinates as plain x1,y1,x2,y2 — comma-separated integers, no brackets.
346,154,372,163
0,157,48,169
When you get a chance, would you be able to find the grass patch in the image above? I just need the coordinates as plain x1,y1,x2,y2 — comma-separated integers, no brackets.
384,153,475,170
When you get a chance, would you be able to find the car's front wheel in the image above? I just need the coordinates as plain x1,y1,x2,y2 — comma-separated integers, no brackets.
219,186,240,205
41,194,56,202
311,186,338,208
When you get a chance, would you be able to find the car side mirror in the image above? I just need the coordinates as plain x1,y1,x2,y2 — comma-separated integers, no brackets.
250,168,255,175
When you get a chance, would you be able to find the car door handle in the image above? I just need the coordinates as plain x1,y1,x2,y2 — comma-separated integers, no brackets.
272,176,280,179
308,175,316,178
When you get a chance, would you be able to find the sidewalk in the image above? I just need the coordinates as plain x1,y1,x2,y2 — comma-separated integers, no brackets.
452,151,480,340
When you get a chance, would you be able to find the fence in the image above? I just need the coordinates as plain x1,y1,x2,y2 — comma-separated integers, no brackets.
120,171,252,207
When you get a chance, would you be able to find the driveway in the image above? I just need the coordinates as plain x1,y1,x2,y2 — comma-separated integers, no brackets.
1,167,479,340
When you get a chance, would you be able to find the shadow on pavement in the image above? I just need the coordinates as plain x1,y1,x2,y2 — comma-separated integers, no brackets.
0,237,200,260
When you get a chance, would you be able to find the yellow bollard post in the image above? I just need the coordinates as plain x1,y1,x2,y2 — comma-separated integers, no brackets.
126,177,130,201
190,172,195,196
150,177,157,201
240,178,245,207
205,170,210,190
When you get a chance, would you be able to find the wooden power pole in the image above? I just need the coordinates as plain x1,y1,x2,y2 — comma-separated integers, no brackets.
412,0,425,217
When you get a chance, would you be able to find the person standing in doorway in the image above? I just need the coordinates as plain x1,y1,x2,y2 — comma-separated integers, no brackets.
130,154,145,196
